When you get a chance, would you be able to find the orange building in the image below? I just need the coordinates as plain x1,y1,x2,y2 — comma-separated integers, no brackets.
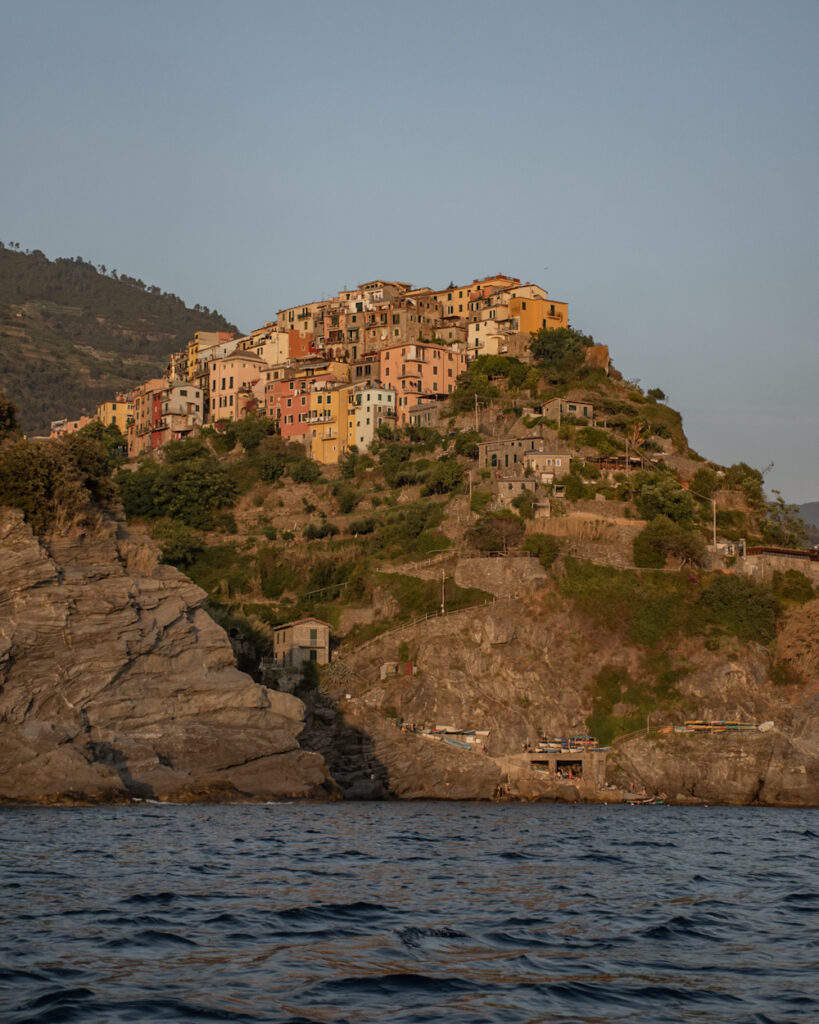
379,341,468,424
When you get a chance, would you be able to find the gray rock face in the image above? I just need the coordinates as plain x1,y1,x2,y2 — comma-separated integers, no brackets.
609,730,819,806
0,509,330,803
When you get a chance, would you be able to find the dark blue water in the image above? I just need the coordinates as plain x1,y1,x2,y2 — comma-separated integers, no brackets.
1,804,817,1023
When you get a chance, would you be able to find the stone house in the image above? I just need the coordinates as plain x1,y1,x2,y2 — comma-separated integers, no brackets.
524,451,573,482
541,397,594,422
478,436,571,474
495,476,537,508
271,617,331,669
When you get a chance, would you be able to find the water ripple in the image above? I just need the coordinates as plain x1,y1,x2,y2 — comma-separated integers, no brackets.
1,804,817,1023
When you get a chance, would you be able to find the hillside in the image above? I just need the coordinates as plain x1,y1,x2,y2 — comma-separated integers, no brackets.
1,324,816,804
0,245,237,434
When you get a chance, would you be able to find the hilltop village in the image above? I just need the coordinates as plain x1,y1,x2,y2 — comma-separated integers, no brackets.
3,269,818,806
49,273,577,461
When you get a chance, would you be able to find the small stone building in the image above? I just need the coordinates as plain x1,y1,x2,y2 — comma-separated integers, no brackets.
271,617,331,668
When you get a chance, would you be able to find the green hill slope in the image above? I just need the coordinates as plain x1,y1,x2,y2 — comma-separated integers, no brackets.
0,245,237,434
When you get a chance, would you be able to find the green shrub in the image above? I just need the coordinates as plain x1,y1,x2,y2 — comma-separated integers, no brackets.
304,521,340,540
470,489,493,514
151,519,203,567
563,473,594,501
511,490,535,519
773,570,815,605
421,456,463,496
453,430,481,459
633,472,694,523
347,517,376,535
697,575,779,644
522,533,560,569
289,458,321,484
575,427,621,457
333,482,359,514
633,516,707,568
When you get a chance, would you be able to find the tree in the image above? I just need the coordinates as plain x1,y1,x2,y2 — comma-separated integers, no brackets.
453,430,481,459
333,482,359,514
633,472,695,523
289,457,321,484
762,492,807,548
0,390,19,440
647,388,666,401
233,414,271,452
632,516,707,568
64,433,113,502
690,467,718,500
422,456,463,495
511,489,535,519
529,326,593,379
255,435,289,482
522,532,560,569
0,439,89,535
151,519,203,566
466,510,525,553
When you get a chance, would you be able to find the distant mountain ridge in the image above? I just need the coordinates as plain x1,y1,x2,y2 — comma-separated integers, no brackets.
799,502,819,529
0,245,237,435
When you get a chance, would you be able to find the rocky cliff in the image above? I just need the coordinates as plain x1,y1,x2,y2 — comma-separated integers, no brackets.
320,557,819,805
0,508,330,803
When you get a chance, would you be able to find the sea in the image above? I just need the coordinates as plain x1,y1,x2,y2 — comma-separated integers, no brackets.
1,802,817,1024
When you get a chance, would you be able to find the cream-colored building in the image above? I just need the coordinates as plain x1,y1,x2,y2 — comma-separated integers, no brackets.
208,351,268,423
271,617,331,668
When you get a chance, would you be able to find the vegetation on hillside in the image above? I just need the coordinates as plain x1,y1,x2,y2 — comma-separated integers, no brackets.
0,244,237,435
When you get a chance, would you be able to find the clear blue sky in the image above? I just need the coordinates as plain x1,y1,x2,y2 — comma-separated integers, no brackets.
1,0,817,502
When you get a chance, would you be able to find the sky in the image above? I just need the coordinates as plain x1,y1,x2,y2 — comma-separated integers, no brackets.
1,0,817,503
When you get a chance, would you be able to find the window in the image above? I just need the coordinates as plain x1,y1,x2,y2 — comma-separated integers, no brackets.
180,389,187,396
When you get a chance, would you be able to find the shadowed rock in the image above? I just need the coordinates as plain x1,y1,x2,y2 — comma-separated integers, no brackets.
0,509,330,803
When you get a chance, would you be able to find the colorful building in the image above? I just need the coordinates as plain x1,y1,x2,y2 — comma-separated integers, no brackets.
345,382,397,453
185,331,235,381
379,341,467,425
96,394,132,430
309,381,356,464
49,415,93,439
208,351,268,423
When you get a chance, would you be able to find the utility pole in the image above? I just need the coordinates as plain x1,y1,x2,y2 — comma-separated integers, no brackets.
468,470,473,518
441,570,446,616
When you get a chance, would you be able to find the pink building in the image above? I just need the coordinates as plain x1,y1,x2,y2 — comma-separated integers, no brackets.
379,342,467,425
208,352,268,424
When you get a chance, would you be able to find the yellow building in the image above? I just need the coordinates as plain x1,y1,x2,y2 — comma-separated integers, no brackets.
186,331,235,381
96,394,132,430
508,295,568,333
309,382,355,464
